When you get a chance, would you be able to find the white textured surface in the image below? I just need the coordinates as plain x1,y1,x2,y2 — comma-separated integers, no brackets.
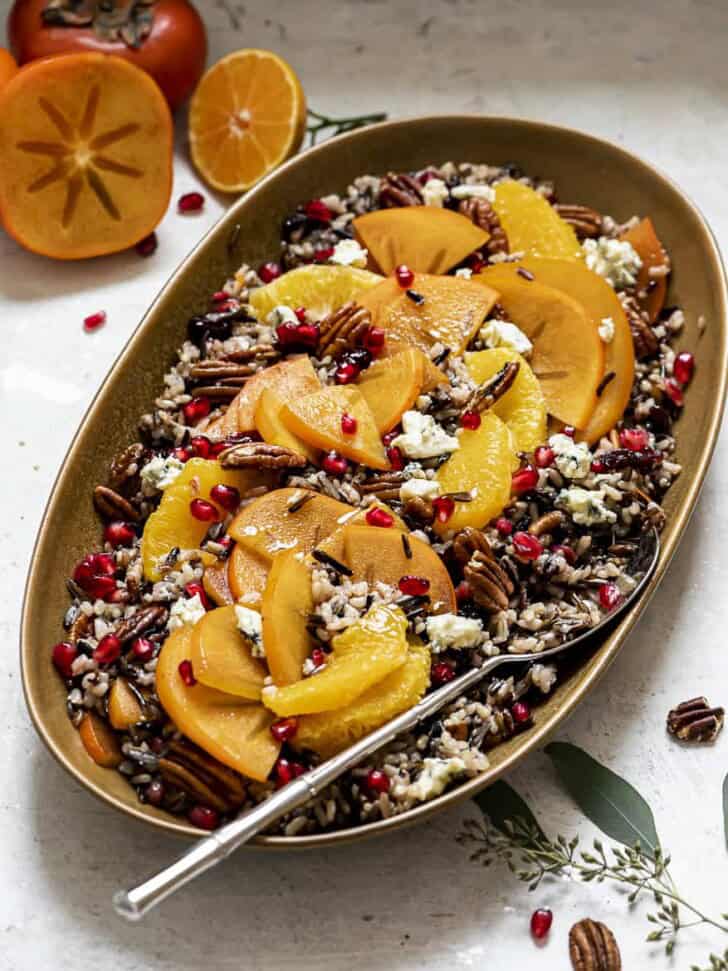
2,1,728,967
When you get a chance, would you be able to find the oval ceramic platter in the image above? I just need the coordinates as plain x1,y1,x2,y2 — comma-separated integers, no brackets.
21,116,728,846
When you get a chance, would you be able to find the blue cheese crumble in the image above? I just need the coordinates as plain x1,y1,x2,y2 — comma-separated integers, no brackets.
399,477,441,503
598,316,615,343
450,183,495,202
234,604,265,658
582,237,642,290
140,455,185,495
426,613,483,652
167,593,206,631
266,305,299,327
391,411,459,460
330,238,368,268
407,757,466,801
548,432,592,480
479,318,533,356
558,486,617,526
422,177,449,207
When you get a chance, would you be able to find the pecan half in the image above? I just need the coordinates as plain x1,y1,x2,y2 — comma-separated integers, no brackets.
452,526,494,566
402,495,435,524
529,510,564,536
465,361,520,414
481,706,516,749
667,696,724,742
115,605,168,645
554,203,603,239
159,738,246,813
458,197,509,256
223,345,280,364
189,360,256,382
93,485,141,522
569,918,621,971
622,294,659,359
68,610,91,643
318,302,372,358
189,385,241,400
358,471,406,500
378,171,424,207
108,442,145,493
218,441,308,470
464,550,514,613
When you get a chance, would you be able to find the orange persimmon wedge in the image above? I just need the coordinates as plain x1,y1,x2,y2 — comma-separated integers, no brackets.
0,48,18,92
0,53,173,260
189,48,306,193
621,217,669,323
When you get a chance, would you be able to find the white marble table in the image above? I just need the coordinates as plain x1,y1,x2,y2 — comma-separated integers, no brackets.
2,1,728,967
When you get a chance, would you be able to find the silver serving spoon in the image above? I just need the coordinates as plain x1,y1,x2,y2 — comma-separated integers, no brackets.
113,529,659,921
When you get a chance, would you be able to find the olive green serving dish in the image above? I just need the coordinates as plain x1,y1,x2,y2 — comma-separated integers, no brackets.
21,116,728,846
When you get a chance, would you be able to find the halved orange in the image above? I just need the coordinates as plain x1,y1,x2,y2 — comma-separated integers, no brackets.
0,52,173,260
0,48,18,93
189,48,307,193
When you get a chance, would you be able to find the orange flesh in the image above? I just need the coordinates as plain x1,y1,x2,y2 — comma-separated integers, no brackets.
621,217,669,323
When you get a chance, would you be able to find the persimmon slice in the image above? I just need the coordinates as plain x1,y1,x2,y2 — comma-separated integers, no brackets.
0,52,173,259
189,48,307,193
621,217,669,323
0,48,18,92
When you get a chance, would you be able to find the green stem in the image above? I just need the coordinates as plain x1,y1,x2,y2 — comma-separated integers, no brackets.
306,109,388,144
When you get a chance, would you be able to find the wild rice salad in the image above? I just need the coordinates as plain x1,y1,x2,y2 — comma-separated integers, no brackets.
53,160,693,836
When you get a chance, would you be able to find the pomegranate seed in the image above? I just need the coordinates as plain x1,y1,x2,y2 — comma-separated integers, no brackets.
433,496,455,524
73,553,116,600
274,757,294,787
674,350,695,385
395,264,415,288
183,397,211,425
599,582,624,611
211,290,228,303
551,544,576,564
534,445,555,468
382,429,400,446
172,446,193,462
365,769,390,796
270,717,298,743
366,506,394,528
341,413,358,435
311,648,327,668
210,483,240,511
530,908,553,940
562,425,576,438
52,642,77,678
386,445,404,470
188,805,219,830
431,661,456,685
512,466,539,494
363,326,386,355
178,191,204,213
209,441,229,458
619,426,649,451
322,451,349,476
178,659,197,686
189,498,219,522
313,246,334,263
512,700,531,724
335,361,360,384
294,306,308,323
104,521,136,548
495,516,513,536
93,634,121,665
398,575,430,596
216,534,233,553
145,780,165,806
189,435,211,458
132,637,156,662
304,199,332,223
83,310,106,333
512,531,543,561
258,261,282,284
135,232,158,257
276,321,319,351
455,580,472,602
184,581,211,609
460,410,482,430
664,378,684,407
590,458,606,473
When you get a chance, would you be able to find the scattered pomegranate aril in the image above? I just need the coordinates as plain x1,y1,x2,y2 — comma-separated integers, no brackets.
144,780,165,806
664,377,684,407
311,648,327,668
293,306,308,324
599,582,624,611
178,191,204,214
258,261,282,283
322,451,349,476
189,498,219,522
511,466,539,494
511,700,531,724
534,445,555,468
83,310,107,333
132,637,156,662
274,757,294,787
366,506,394,528
433,495,455,524
189,435,212,458
512,531,543,561
341,413,358,435
73,552,117,600
313,246,334,263
495,516,513,536
305,198,332,223
460,410,482,430
184,581,211,609
52,642,77,679
104,521,136,548
455,580,472,602
211,290,228,303
590,458,606,473
530,908,553,940
551,544,576,564
210,483,241,512
363,326,386,355
382,429,401,446
398,575,430,596
188,805,219,830
386,445,404,470
431,660,456,685
209,441,229,458
395,264,415,288
135,232,158,257
673,350,695,385
172,446,193,463
562,425,576,438
334,361,360,384
619,426,649,451
183,397,211,425
270,717,298,743
178,659,197,686
365,769,390,796
93,634,122,665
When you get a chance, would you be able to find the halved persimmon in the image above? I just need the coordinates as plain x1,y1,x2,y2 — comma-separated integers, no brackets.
0,52,173,259
189,48,306,193
0,48,18,92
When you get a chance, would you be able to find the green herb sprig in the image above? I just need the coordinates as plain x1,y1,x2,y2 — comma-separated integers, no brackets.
306,109,387,145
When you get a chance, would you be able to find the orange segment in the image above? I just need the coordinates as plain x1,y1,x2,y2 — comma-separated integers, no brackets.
189,48,307,193
249,265,383,321
0,53,173,260
493,181,582,260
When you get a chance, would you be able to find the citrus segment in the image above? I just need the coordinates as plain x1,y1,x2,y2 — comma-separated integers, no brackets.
249,264,384,321
465,348,547,453
493,180,582,260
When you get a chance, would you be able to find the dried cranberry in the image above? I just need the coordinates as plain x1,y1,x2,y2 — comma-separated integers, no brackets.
534,446,555,468
598,448,662,473
646,404,671,433
189,435,212,458
305,199,332,223
73,552,117,601
145,780,165,806
178,659,197,686
664,377,684,407
189,499,219,522
455,580,472,602
183,397,211,425
395,264,415,288
132,637,156,662
188,805,219,829
363,326,386,355
322,451,349,476
93,634,121,665
365,769,390,796
495,517,513,536
341,413,358,435
512,532,543,561
530,908,553,940
104,521,136,548
551,544,576,564
135,232,158,257
258,261,282,283
599,582,623,611
431,661,456,685
184,581,211,609
335,361,360,384
433,496,455,524
386,445,404,470
178,191,204,213
619,426,649,451
83,310,106,333
210,483,240,512
398,575,430,596
511,466,539,494
460,410,482,430
512,700,531,724
270,717,298,742
673,350,695,385
366,506,394,528
52,642,77,678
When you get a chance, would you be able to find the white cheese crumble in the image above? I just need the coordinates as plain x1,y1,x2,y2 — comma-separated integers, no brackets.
399,478,441,503
454,267,473,279
548,432,592,480
582,237,642,290
530,663,557,694
558,486,617,526
391,410,459,460
266,304,299,327
167,593,206,631
479,318,533,356
408,757,466,801
426,613,483,652
330,238,368,268
140,455,184,494
422,177,449,207
234,604,265,658
598,316,615,343
450,183,495,202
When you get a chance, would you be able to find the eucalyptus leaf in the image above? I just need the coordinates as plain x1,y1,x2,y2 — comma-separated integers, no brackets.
474,780,545,838
723,772,728,850
545,741,660,857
